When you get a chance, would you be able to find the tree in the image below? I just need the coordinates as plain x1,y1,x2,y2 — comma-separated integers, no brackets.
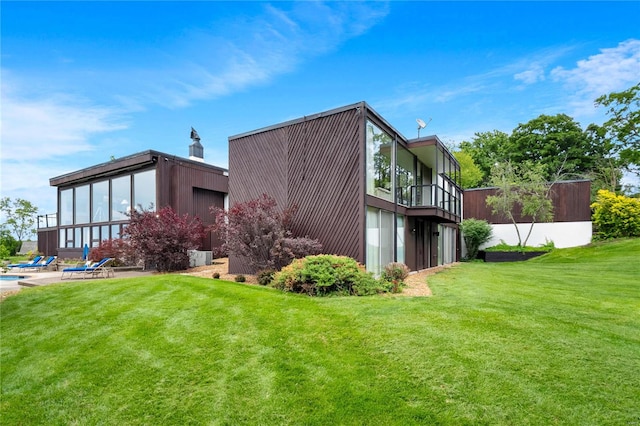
459,130,510,184
453,151,484,189
210,194,322,272
595,83,640,178
485,161,554,247
123,206,205,272
509,114,600,181
0,197,38,242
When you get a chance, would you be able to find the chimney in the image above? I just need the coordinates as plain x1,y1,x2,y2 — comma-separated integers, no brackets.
189,127,204,162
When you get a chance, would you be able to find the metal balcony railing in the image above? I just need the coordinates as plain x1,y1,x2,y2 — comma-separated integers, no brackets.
396,184,462,217
37,213,57,229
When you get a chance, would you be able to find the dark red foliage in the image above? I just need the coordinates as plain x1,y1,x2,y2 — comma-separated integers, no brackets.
123,206,205,272
88,238,137,266
210,194,322,272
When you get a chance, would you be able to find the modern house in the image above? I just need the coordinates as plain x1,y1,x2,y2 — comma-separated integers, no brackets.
463,179,592,249
228,102,462,275
37,134,228,259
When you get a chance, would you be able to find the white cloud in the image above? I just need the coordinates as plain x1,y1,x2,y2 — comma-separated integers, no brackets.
514,64,545,85
551,39,640,117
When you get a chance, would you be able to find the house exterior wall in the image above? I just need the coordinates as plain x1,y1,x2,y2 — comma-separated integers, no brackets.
228,107,363,274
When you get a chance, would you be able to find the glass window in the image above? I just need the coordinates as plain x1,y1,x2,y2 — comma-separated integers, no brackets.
133,169,156,212
397,214,405,265
75,185,90,224
111,224,121,239
396,145,414,206
92,226,101,247
92,181,109,223
111,176,131,221
74,228,81,248
366,121,393,201
366,207,395,276
101,225,110,242
60,189,73,225
59,229,65,248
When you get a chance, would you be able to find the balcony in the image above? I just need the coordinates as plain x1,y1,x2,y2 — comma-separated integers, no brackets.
396,184,462,218
37,213,57,229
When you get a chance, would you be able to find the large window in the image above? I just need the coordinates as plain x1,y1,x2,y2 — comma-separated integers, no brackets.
396,145,414,206
75,185,90,224
60,189,73,226
133,169,156,211
366,121,393,201
92,181,109,223
366,207,395,275
111,176,131,221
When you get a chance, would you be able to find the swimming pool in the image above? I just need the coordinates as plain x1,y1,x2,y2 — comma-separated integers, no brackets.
0,275,26,281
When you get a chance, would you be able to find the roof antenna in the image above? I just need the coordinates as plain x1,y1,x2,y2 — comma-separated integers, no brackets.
416,118,432,138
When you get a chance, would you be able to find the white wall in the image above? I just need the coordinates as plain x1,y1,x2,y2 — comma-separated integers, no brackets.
480,221,592,249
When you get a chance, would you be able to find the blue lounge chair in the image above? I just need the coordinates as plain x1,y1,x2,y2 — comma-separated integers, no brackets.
7,256,43,269
61,258,114,279
21,256,57,271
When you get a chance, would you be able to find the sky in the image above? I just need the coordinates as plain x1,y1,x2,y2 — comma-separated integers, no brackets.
2,1,639,217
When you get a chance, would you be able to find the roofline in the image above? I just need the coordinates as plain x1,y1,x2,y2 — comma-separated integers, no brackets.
464,178,592,191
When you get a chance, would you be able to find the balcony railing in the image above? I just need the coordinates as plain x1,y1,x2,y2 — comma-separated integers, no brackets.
396,184,462,217
37,213,57,229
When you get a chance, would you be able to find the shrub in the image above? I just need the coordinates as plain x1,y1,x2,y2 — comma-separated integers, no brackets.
212,272,220,279
380,262,410,293
210,195,322,273
0,230,20,257
234,275,246,283
257,269,275,286
88,238,138,267
123,206,205,272
272,254,384,296
460,219,493,260
591,189,640,239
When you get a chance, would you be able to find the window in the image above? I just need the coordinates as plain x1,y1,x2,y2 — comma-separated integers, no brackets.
111,176,131,221
75,185,90,224
366,121,393,201
366,207,395,276
133,169,156,211
60,189,73,225
92,181,109,223
396,145,414,206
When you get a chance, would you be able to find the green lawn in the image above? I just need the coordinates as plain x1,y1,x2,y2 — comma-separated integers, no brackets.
1,239,639,425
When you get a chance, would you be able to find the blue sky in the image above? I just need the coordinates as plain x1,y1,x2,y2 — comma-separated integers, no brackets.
2,1,639,217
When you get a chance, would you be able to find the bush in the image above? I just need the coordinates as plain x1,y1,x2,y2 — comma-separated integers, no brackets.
591,189,640,239
88,238,138,267
0,230,20,257
234,275,246,283
380,262,410,293
257,269,275,286
460,219,493,260
210,195,322,273
272,255,384,296
212,272,220,279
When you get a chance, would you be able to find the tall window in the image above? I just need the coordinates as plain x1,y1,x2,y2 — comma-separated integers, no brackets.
75,185,90,224
111,176,131,221
366,121,393,201
133,169,156,211
60,189,73,225
92,181,109,223
366,207,394,275
396,145,414,206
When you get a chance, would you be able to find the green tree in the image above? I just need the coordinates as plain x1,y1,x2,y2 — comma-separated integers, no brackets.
0,197,39,242
485,161,554,247
459,130,510,183
509,114,600,181
453,151,484,189
595,83,640,179
460,219,493,260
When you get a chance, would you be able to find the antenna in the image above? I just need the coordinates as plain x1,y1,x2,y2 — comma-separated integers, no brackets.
416,118,432,138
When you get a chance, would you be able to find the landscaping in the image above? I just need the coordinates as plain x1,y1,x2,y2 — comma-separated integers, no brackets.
1,239,638,424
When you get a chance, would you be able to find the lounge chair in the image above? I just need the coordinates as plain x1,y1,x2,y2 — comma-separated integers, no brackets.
7,255,43,269
61,258,115,279
20,256,57,271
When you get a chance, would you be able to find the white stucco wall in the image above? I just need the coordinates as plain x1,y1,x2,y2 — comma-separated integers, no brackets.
480,221,593,249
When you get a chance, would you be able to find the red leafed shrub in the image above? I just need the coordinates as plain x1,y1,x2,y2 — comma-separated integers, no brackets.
123,206,205,272
210,194,322,272
88,238,138,266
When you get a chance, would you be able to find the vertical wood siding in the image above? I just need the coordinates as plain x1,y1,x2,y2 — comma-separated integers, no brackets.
463,180,591,223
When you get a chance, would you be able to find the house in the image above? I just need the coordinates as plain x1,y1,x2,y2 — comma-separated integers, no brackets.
37,134,228,259
463,180,592,249
227,102,462,275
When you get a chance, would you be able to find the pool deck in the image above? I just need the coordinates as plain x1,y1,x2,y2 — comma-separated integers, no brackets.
1,269,155,293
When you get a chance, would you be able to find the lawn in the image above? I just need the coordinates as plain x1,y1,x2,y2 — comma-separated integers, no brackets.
1,239,638,425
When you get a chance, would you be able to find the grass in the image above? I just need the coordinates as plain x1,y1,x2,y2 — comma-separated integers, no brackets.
1,239,639,425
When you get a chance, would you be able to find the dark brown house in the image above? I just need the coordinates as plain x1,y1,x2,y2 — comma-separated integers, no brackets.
37,144,228,259
228,102,462,275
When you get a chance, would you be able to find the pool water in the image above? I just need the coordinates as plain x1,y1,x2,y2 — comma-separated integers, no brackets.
0,275,26,281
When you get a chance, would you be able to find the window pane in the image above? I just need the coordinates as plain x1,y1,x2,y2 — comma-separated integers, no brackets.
75,185,90,224
380,210,394,268
366,207,380,275
366,121,393,201
133,169,156,212
59,229,65,248
397,214,405,264
92,181,109,223
111,176,131,221
111,224,121,239
60,189,73,225
396,145,414,206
